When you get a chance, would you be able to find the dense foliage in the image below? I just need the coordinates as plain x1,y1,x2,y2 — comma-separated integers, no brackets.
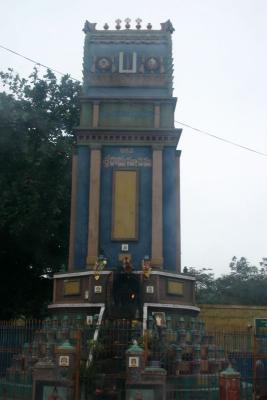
187,257,267,305
0,68,80,319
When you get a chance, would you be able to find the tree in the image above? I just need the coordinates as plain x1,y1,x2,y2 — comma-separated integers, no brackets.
185,267,217,303
215,257,267,305
0,68,80,319
229,256,259,279
188,257,267,306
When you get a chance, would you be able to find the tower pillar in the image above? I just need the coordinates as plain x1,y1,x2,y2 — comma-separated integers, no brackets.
176,150,181,273
151,146,163,268
68,151,78,271
86,146,101,268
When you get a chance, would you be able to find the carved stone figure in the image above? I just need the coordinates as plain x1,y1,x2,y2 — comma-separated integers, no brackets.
83,20,97,33
160,19,175,33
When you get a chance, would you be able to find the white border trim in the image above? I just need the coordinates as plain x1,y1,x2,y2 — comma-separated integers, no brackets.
54,271,111,279
48,303,105,309
53,270,195,281
149,271,195,281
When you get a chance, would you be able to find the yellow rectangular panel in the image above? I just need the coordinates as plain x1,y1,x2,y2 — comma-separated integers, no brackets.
167,280,184,296
112,170,138,240
64,279,81,296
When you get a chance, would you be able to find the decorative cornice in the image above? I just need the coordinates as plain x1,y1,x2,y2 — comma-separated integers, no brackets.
79,96,177,105
88,38,169,45
84,29,172,45
83,20,174,34
75,128,181,146
75,127,181,134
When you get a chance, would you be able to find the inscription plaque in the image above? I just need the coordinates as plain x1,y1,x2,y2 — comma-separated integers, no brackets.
167,280,184,296
64,279,80,296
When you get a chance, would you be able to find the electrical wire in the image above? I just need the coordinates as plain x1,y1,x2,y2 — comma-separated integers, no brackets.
0,44,80,82
175,120,267,157
1,43,266,157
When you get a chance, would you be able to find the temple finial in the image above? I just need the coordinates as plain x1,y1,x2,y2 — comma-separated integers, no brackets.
115,19,122,30
125,18,131,29
135,18,142,30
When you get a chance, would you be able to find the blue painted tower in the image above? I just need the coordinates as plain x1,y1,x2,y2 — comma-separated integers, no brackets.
50,19,198,320
72,19,181,272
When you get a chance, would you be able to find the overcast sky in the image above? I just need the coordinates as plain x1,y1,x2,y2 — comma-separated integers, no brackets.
1,0,266,276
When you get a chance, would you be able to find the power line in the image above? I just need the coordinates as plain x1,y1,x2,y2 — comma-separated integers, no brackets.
0,44,81,82
1,43,266,157
175,120,267,157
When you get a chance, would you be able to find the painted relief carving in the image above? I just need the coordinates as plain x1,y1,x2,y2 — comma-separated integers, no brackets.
96,57,112,71
103,156,151,168
145,57,159,71
92,56,116,73
94,256,107,280
142,257,152,278
90,53,164,74
103,148,152,168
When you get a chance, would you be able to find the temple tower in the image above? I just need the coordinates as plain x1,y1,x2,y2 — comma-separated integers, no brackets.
49,19,199,321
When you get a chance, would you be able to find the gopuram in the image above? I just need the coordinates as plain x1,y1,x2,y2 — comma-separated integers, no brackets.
49,18,199,323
